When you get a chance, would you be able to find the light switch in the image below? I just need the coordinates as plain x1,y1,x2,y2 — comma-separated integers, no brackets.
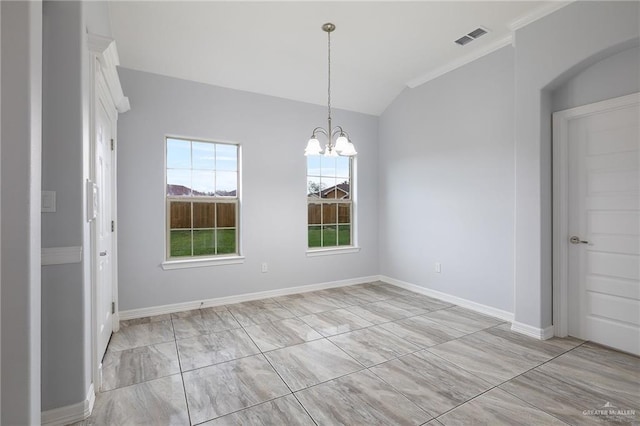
42,191,56,213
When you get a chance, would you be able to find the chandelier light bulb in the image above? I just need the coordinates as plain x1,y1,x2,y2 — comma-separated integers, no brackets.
304,137,322,156
334,134,349,152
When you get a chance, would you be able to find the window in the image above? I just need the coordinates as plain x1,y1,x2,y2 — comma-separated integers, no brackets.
166,137,239,260
307,155,353,249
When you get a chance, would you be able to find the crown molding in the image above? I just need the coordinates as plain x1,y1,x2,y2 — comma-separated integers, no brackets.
508,1,574,32
406,34,512,89
406,1,575,89
87,33,130,113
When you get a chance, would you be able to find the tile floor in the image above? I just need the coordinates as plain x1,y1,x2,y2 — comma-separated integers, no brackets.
74,282,640,425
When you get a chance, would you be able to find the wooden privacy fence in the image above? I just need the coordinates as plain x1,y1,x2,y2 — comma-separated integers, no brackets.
170,201,236,229
308,202,351,225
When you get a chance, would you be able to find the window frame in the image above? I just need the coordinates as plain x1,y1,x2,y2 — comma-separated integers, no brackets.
162,135,244,269
306,155,359,256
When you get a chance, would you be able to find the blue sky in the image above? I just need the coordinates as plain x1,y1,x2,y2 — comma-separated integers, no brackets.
167,138,238,194
167,137,351,196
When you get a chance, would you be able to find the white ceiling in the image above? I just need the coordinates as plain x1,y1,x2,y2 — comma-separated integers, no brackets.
108,1,568,115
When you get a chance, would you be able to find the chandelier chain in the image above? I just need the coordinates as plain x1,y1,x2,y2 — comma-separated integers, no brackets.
327,28,332,124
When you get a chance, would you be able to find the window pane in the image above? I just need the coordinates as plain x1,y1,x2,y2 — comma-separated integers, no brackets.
192,141,215,170
167,138,191,169
217,229,236,254
307,156,321,176
338,224,351,246
320,156,337,177
193,202,215,228
323,203,337,224
193,230,216,256
170,202,191,228
308,176,322,198
320,177,336,199
215,171,237,196
308,203,321,225
336,156,350,179
170,230,192,257
216,203,236,228
216,144,238,171
167,169,191,196
338,203,350,223
322,225,337,247
308,226,322,247
191,170,215,196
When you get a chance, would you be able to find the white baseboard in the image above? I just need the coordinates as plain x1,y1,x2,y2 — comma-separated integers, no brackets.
382,276,554,341
380,275,514,323
119,275,380,320
511,321,554,340
42,383,95,426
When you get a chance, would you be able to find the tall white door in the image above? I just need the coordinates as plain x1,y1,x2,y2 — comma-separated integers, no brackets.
566,95,639,355
95,84,114,362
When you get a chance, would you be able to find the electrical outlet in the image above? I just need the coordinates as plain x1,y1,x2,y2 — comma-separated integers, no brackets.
435,262,442,273
261,262,268,273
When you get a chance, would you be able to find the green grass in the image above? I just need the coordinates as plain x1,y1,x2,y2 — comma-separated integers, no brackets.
170,228,236,257
171,225,350,256
308,225,351,248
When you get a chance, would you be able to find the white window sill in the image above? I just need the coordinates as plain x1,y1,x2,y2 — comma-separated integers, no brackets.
162,256,245,270
306,247,361,257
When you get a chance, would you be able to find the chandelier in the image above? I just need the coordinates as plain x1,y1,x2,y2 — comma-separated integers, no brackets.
304,23,357,157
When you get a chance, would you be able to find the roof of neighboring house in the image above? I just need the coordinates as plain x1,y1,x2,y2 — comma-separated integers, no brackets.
167,184,236,197
308,182,350,199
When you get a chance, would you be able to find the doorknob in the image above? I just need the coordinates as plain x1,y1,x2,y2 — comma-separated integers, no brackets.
569,236,589,245
99,250,107,256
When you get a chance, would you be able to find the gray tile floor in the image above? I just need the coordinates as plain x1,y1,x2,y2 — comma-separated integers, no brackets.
75,282,640,425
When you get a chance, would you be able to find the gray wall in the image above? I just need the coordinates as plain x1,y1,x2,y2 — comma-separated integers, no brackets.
378,46,515,313
552,45,639,112
41,0,114,412
1,1,42,424
117,68,379,311
41,1,85,410
513,0,639,330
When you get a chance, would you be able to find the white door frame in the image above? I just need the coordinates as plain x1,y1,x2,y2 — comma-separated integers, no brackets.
552,92,640,337
87,33,130,391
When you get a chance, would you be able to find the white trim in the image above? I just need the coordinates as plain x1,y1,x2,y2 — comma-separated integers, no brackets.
87,34,130,113
381,275,514,323
406,35,512,89
119,275,380,320
306,246,360,257
88,35,127,405
161,255,245,270
508,1,574,32
41,246,82,266
511,322,555,340
41,383,95,426
552,92,640,338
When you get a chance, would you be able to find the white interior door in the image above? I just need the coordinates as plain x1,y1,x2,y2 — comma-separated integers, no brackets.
566,95,639,355
95,80,114,362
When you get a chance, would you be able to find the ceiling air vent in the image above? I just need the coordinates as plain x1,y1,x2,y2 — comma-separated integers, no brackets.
454,35,473,46
455,27,489,46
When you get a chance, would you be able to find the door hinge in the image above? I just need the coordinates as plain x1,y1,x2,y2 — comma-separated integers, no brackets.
110,138,114,151
111,302,115,314
111,220,115,232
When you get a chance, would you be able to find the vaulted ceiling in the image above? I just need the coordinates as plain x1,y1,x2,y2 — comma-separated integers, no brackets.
108,1,568,115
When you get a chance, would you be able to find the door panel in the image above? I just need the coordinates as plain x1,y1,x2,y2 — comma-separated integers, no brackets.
95,80,114,363
567,97,640,356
